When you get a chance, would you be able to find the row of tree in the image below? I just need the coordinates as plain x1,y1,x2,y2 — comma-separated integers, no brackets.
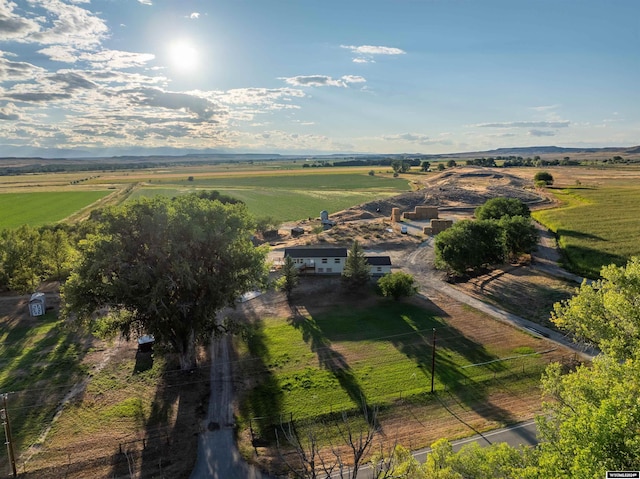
0,224,86,293
434,198,539,275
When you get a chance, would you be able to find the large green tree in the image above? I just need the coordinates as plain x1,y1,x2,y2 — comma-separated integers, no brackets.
0,225,42,292
434,220,504,275
342,240,371,291
474,197,530,221
534,171,554,186
552,257,640,359
499,215,538,261
62,195,268,370
534,356,640,478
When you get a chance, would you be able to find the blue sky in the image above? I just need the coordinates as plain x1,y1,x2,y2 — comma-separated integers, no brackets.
0,0,638,156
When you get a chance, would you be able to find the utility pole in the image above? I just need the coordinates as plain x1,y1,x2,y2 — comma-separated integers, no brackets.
2,394,17,477
430,328,437,394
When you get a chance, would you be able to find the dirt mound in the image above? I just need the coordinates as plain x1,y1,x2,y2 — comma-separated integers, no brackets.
333,167,548,221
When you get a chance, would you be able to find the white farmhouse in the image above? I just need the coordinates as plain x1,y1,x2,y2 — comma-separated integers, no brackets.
284,247,347,274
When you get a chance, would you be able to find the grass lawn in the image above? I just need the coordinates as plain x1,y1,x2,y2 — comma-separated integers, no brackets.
0,191,110,228
235,299,552,440
0,312,91,453
533,185,640,277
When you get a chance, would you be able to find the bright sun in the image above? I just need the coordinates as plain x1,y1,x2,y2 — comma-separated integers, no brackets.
168,40,199,73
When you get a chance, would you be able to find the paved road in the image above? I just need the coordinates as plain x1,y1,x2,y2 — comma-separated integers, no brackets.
331,420,538,479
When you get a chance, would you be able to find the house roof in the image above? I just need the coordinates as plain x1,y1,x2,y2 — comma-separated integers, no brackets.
365,256,392,266
284,247,348,258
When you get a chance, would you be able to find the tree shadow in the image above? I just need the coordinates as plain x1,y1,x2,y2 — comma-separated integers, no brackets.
109,356,206,478
0,312,93,456
240,318,286,443
557,228,606,241
560,243,627,278
288,305,368,410
297,298,519,431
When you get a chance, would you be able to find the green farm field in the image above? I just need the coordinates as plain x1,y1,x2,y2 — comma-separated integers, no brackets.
131,186,401,221
0,191,110,228
533,182,640,278
127,171,410,221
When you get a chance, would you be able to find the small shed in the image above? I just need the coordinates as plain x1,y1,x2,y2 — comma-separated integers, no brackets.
29,292,46,317
291,227,305,238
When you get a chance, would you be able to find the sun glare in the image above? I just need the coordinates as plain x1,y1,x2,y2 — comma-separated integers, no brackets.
168,40,199,73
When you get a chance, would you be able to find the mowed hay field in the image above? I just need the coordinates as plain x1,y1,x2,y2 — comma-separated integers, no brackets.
528,167,640,278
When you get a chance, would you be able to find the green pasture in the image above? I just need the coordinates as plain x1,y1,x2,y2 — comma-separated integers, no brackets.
0,191,109,228
236,301,546,434
533,186,640,278
0,313,90,452
130,185,401,222
157,172,410,191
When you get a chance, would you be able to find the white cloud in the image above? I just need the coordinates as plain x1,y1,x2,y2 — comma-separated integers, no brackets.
341,44,406,63
475,121,570,128
27,0,109,48
0,102,20,121
37,46,78,63
530,104,560,112
138,0,153,5
0,0,40,40
0,53,46,81
280,74,366,88
124,87,225,121
341,45,406,55
189,12,200,19
79,49,156,69
341,75,366,84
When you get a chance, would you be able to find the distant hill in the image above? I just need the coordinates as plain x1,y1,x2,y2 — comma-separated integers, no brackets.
1,145,639,168
438,145,640,158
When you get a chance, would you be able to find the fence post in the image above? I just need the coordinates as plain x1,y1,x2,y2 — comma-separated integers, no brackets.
1,394,17,478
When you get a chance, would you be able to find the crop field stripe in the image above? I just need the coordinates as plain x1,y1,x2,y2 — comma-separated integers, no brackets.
0,191,110,228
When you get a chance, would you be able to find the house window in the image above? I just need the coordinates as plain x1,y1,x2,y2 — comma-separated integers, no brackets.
334,258,340,263
322,258,328,264
377,267,382,272
317,268,324,273
326,268,332,273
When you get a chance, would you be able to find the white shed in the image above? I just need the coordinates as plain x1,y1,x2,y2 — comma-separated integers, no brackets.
29,292,46,317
